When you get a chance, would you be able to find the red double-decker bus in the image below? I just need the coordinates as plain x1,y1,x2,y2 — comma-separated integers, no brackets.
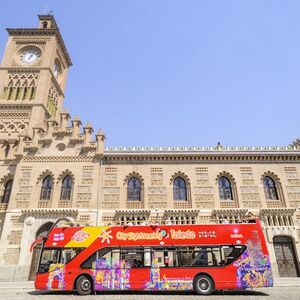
34,218,273,295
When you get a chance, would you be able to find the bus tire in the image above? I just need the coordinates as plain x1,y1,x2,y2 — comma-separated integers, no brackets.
76,275,93,296
194,274,214,295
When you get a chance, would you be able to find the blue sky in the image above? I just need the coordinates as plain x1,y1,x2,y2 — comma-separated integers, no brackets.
0,1,299,147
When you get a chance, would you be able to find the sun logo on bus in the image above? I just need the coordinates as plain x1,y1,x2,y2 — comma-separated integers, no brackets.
99,230,113,244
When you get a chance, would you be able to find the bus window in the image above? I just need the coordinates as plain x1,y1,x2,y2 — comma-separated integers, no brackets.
81,252,97,269
220,245,246,265
190,250,208,266
121,248,145,268
38,248,61,273
61,248,83,264
144,247,151,267
97,249,112,268
153,249,165,267
153,248,178,267
178,246,221,267
112,249,120,265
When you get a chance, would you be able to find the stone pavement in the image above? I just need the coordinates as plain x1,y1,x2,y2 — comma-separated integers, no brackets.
0,287,299,300
0,277,300,290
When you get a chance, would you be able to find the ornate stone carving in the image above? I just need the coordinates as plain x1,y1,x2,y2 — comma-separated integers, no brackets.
103,194,119,202
169,171,191,185
148,194,167,209
148,187,167,194
196,173,209,186
104,174,117,180
104,180,117,187
57,169,75,184
8,230,22,245
2,71,39,102
3,248,20,265
104,167,118,173
194,194,214,202
101,202,119,209
194,187,213,194
77,193,92,200
243,201,262,208
47,80,61,117
195,201,215,209
16,201,30,208
151,173,163,186
123,172,144,186
103,187,120,194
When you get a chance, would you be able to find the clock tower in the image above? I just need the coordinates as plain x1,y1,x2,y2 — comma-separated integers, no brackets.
0,15,72,143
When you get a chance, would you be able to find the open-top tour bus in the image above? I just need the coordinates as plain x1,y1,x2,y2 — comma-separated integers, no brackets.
33,218,273,295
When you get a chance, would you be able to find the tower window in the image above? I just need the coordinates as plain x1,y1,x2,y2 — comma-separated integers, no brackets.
60,176,73,200
173,177,187,201
263,176,279,200
127,177,141,201
2,180,13,204
218,176,233,200
7,87,13,100
40,175,53,200
4,144,10,158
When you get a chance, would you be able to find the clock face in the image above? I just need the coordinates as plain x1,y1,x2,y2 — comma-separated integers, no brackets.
19,47,41,65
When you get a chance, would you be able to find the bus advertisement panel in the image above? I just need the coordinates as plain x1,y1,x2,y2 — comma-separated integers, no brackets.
34,219,273,295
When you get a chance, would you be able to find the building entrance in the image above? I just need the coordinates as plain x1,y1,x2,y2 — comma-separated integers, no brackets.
273,236,299,277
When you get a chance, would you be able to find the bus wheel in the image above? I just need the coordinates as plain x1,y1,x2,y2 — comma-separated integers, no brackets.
76,275,93,295
194,275,214,295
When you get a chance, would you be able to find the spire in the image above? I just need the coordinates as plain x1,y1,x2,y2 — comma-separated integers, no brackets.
95,128,106,158
82,122,94,148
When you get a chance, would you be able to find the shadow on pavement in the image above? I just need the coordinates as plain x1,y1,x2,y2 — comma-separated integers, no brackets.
28,289,269,297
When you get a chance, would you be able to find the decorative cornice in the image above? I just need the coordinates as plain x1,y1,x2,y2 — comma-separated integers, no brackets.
103,152,300,165
7,28,72,67
23,155,96,163
105,146,299,153
21,208,78,218
115,210,151,216
259,208,296,216
212,208,248,215
163,209,200,216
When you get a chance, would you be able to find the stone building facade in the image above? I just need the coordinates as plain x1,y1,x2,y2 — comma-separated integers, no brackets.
0,15,300,281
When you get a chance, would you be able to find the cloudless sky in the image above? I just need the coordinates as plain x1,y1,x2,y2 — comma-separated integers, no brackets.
0,1,299,147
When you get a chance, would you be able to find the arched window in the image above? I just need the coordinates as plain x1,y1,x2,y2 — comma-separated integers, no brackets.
2,180,13,204
127,177,141,201
173,177,187,201
60,176,73,200
40,175,53,200
263,176,279,200
218,176,233,200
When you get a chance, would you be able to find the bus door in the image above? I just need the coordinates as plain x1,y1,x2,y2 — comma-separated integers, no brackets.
151,247,185,289
120,248,151,290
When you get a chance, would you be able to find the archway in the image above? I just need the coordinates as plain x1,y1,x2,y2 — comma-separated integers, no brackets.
273,236,299,277
28,221,54,280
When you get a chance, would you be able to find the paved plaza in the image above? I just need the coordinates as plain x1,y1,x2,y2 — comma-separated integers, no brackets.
0,287,299,300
